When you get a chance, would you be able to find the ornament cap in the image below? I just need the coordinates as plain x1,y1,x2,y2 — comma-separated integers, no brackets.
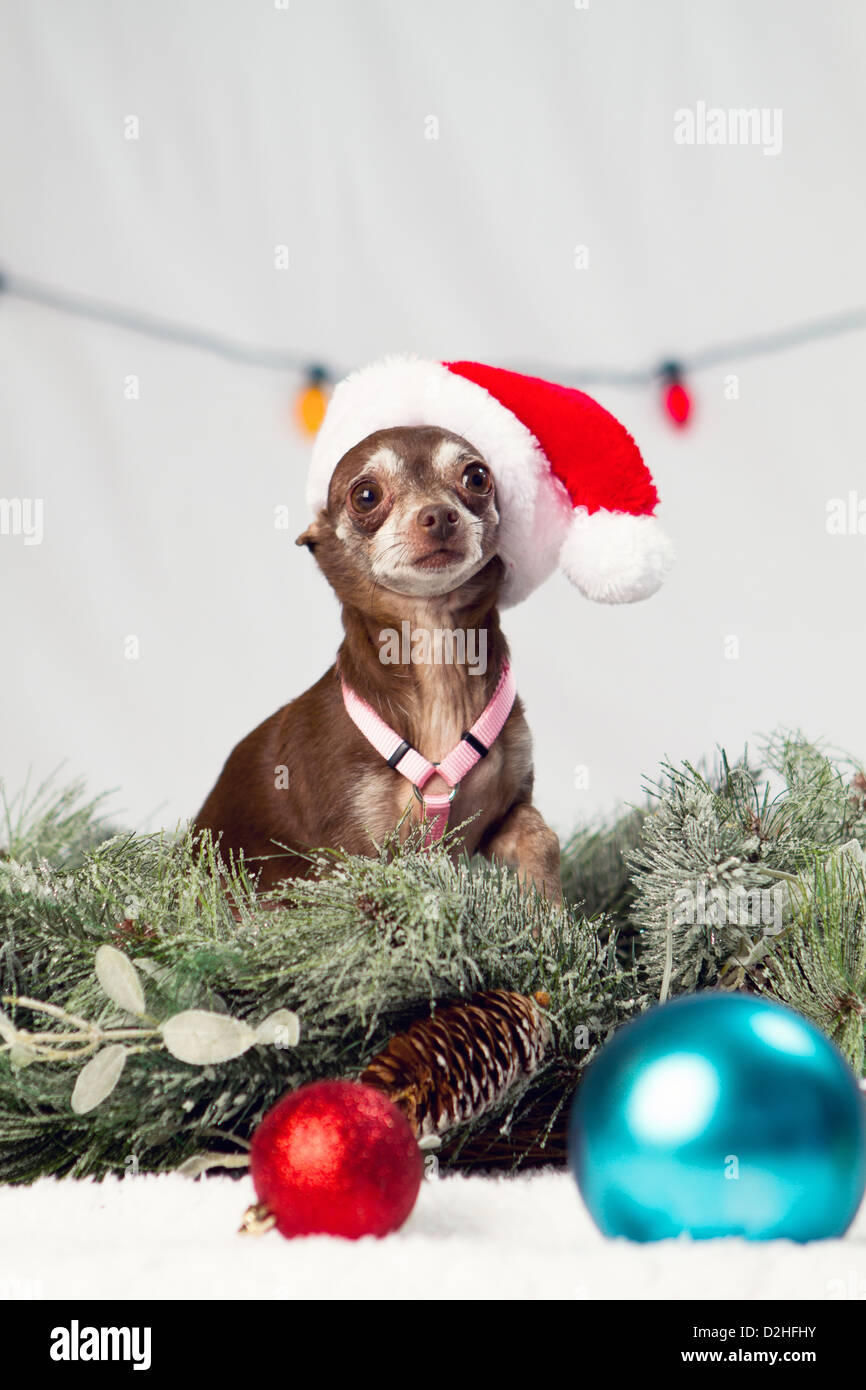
238,1201,277,1237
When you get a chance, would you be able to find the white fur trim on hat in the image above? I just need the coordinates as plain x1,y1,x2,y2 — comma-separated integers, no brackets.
559,509,676,604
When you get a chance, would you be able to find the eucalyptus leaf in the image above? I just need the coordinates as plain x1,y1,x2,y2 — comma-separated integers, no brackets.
254,1009,301,1048
176,1151,251,1178
0,1010,18,1046
9,1044,37,1069
71,1044,128,1114
160,1011,257,1064
132,957,171,986
94,945,147,1017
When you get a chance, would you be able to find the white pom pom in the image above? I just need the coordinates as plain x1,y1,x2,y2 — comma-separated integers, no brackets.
559,508,675,604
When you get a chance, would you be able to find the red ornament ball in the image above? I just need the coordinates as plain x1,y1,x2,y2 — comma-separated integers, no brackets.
249,1080,423,1240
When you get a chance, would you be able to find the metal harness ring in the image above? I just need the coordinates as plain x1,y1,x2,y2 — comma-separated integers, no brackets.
412,764,460,807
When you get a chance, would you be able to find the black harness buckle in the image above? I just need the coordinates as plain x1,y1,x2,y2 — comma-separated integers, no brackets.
386,739,412,768
461,730,489,759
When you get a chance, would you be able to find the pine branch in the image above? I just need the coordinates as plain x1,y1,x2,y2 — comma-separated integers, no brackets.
561,805,648,967
628,734,866,996
763,843,866,1070
1,773,118,868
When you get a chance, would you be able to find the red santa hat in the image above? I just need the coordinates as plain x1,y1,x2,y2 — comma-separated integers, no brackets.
306,355,674,607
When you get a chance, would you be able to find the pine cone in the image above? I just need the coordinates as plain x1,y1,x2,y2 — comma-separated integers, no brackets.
360,989,551,1139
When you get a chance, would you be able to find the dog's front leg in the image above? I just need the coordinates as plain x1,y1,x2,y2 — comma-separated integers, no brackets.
481,802,562,903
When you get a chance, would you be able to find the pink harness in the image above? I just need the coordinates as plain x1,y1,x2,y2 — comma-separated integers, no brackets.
341,662,517,846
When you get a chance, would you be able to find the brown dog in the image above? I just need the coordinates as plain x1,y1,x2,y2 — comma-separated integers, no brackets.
194,424,561,898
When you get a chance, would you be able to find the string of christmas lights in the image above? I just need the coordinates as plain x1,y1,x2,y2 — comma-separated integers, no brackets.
2,268,866,435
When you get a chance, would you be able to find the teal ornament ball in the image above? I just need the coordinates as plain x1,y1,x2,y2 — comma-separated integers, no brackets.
569,993,866,1242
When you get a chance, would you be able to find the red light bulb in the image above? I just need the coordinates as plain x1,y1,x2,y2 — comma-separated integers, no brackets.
660,363,692,428
665,380,691,426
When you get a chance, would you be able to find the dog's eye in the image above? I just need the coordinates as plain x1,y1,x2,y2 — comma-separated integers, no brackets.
461,462,492,495
349,480,383,514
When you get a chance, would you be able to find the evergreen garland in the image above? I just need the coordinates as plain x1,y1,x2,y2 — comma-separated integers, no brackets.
0,797,623,1181
1,730,864,1184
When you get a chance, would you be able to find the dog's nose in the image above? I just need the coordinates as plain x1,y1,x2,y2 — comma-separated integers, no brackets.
415,504,460,539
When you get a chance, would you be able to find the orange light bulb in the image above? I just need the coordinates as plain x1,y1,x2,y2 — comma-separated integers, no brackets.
294,379,329,436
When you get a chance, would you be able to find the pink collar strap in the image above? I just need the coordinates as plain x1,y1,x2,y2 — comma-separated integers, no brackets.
341,662,516,845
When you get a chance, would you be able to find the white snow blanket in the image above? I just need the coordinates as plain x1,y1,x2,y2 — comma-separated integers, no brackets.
1,1170,863,1301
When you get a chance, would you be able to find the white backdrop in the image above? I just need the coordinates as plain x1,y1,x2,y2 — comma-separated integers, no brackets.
1,0,864,837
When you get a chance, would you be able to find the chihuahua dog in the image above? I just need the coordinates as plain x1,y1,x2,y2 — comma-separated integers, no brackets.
194,425,561,898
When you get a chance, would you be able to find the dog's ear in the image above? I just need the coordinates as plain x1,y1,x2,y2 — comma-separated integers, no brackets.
295,518,325,551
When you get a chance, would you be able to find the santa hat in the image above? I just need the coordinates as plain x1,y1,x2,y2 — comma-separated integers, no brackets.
306,356,674,607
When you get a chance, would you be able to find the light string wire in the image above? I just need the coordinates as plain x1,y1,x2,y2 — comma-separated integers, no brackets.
3,268,866,389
